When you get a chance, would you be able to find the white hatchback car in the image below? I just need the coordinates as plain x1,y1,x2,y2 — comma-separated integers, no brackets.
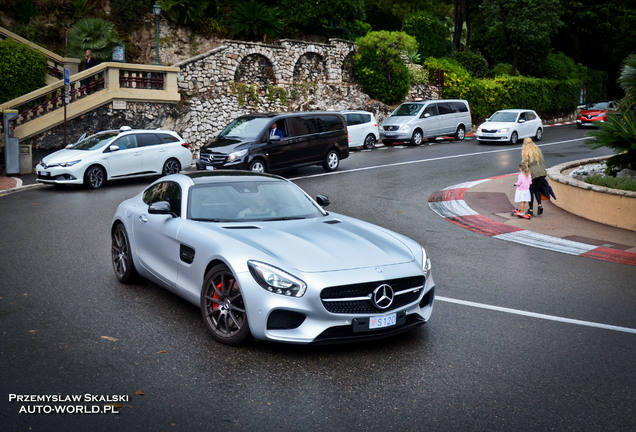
36,126,193,189
476,109,543,144
341,110,379,149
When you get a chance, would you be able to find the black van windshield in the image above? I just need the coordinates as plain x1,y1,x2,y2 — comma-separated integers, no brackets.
218,117,271,139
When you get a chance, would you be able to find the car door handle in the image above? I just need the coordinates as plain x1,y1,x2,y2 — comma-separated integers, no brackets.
139,215,148,223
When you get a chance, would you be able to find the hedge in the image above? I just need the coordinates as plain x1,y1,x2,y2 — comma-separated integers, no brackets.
0,39,46,104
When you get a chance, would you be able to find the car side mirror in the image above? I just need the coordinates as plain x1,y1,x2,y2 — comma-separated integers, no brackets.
109,145,120,152
268,135,281,143
316,194,330,207
148,201,177,217
423,113,431,118
518,119,526,123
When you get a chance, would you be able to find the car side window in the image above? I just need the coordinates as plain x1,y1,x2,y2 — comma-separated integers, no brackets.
288,117,316,136
313,115,344,132
113,135,137,150
143,181,182,216
136,133,160,147
345,114,362,126
451,101,468,112
527,112,536,121
422,104,438,118
437,103,454,115
519,112,527,122
157,133,179,143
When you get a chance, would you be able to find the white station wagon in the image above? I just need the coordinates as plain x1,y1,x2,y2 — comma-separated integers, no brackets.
36,126,193,189
476,109,544,144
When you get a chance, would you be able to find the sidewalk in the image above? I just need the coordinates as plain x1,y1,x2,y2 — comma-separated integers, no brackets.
428,174,636,266
0,173,40,196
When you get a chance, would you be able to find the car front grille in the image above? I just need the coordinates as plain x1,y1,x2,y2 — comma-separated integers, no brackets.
199,152,227,164
481,129,499,133
320,276,424,314
383,125,400,131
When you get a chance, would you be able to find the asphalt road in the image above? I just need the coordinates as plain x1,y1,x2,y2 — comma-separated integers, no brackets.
1,125,634,431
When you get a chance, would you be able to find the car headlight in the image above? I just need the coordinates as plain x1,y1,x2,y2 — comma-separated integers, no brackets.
421,247,432,277
60,160,81,167
498,128,509,133
398,123,412,131
227,149,247,163
248,260,307,297
477,127,482,133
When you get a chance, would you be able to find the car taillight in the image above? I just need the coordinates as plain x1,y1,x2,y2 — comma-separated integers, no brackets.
181,142,190,149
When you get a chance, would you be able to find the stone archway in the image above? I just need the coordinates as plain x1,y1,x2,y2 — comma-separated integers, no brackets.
293,52,327,83
234,54,276,85
341,51,355,84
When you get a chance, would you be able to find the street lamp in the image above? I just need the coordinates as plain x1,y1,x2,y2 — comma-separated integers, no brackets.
153,2,161,65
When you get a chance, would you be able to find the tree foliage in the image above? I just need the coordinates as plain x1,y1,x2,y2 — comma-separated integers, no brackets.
0,39,46,104
159,0,209,26
279,0,366,38
230,0,284,42
402,11,453,60
67,18,121,61
478,0,563,76
353,31,417,104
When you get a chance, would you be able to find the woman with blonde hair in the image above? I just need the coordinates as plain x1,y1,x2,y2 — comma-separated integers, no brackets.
521,137,548,216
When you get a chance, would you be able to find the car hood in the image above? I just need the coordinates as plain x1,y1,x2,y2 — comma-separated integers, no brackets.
41,149,91,164
201,137,251,153
580,109,608,116
478,121,515,130
215,215,417,273
381,116,417,127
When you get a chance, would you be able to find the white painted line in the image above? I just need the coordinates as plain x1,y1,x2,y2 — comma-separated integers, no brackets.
290,137,592,181
437,296,636,335
494,230,598,255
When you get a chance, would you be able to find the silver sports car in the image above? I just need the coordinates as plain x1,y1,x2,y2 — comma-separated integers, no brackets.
111,171,435,345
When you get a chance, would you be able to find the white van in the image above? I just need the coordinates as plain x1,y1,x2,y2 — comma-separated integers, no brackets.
380,99,472,145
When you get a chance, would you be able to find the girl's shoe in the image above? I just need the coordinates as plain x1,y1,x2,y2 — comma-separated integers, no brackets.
526,209,534,216
538,205,543,215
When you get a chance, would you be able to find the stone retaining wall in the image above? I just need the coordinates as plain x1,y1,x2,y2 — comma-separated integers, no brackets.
547,156,636,231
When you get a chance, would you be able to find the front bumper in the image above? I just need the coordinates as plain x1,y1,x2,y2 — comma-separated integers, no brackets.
239,263,436,344
476,133,510,142
35,164,84,185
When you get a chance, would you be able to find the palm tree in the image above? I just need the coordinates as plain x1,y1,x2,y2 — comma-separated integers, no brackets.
67,18,120,61
230,0,284,43
588,54,636,170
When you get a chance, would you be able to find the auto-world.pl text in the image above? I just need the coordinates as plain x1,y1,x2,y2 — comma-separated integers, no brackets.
9,393,128,414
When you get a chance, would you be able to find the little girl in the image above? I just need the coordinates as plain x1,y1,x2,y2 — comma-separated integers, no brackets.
514,162,532,219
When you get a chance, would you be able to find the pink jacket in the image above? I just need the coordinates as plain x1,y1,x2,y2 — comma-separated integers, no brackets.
515,172,532,191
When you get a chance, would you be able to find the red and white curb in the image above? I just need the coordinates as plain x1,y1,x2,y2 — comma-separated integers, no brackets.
428,176,636,266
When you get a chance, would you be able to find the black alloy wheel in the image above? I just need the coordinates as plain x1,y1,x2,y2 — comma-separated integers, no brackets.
200,264,250,345
162,158,181,176
111,224,137,283
84,165,106,189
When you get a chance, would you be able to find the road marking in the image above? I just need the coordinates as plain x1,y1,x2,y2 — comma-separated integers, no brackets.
437,296,636,335
289,137,592,180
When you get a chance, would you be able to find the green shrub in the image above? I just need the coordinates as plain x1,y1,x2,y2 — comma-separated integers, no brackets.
353,31,416,104
584,174,636,192
544,51,584,80
450,50,489,78
160,0,208,26
110,0,146,32
407,64,429,85
402,12,453,59
492,63,516,77
0,39,46,104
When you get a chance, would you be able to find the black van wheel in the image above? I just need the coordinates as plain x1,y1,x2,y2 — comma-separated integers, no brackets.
248,159,266,173
411,130,423,146
454,125,466,141
323,150,340,172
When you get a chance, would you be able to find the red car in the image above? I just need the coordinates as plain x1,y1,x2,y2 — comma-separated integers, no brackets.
576,101,617,128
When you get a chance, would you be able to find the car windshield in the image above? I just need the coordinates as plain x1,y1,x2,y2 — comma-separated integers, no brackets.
188,180,325,222
69,132,118,150
391,103,423,117
585,102,610,110
488,111,519,123
218,117,271,139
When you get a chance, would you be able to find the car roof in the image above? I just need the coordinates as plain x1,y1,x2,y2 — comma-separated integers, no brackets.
237,111,345,119
341,110,372,114
495,109,534,113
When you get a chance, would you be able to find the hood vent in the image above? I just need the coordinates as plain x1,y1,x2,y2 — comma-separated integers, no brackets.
323,219,342,225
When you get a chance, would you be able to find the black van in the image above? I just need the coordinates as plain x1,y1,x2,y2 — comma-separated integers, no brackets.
196,112,349,173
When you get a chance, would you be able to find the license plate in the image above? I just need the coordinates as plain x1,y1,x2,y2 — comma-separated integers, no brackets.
384,132,395,136
482,133,494,137
39,171,49,177
369,313,396,329
205,165,215,171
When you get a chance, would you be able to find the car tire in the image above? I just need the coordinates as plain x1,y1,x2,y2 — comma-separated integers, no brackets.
576,123,583,129
111,223,138,284
200,264,250,345
363,134,377,149
535,128,543,141
84,165,105,189
509,131,519,145
454,125,466,141
411,129,423,146
323,149,340,172
248,159,266,173
162,158,181,176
